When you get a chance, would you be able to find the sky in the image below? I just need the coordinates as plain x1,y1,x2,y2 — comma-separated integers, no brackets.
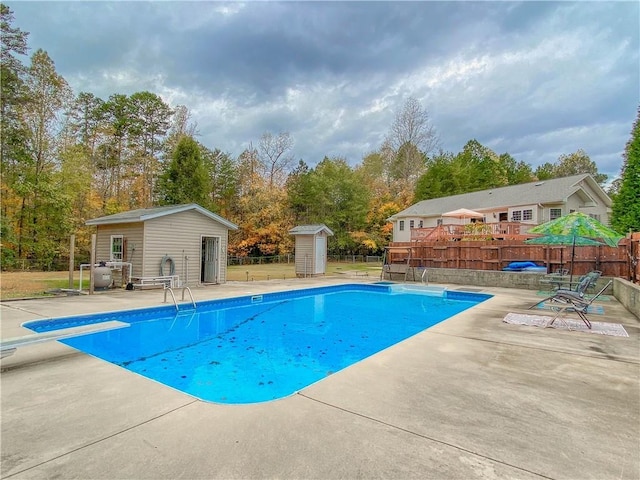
9,1,640,182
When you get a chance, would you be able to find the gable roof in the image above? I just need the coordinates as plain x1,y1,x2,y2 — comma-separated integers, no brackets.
389,174,611,219
288,224,334,236
86,204,238,230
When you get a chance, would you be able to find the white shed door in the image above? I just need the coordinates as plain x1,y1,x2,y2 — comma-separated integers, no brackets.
314,235,326,274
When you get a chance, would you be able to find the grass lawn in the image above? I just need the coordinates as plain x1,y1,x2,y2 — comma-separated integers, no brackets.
0,262,382,300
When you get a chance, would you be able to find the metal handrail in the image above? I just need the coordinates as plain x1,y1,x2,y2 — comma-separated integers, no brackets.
164,285,179,311
181,286,196,309
164,285,196,311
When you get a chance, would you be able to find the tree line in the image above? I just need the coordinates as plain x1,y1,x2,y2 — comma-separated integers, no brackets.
1,4,637,270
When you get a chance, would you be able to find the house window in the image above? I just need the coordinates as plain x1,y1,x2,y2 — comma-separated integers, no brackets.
589,213,601,222
511,210,522,221
550,208,562,220
399,221,405,231
523,209,533,221
110,235,123,261
418,220,423,228
409,220,415,229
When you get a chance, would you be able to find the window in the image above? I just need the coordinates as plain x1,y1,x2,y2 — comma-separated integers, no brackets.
511,210,522,221
110,235,123,261
550,208,562,220
523,209,533,221
589,213,601,222
409,220,415,229
399,220,405,231
418,220,423,228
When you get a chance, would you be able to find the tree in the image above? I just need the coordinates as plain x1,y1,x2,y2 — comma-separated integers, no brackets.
156,136,209,206
201,146,238,218
0,3,29,170
535,149,607,184
128,91,173,206
15,49,72,260
611,107,640,233
384,97,439,195
258,131,294,187
554,149,607,184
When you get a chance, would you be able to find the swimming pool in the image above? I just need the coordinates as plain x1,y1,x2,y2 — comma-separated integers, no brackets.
25,284,491,404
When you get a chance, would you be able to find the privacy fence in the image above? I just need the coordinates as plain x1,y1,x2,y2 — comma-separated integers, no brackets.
388,235,639,282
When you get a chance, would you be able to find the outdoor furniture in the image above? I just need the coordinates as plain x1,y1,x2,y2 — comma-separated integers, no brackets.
530,272,600,309
541,280,613,329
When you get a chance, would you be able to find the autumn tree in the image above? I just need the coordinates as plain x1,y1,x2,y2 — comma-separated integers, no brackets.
611,107,640,233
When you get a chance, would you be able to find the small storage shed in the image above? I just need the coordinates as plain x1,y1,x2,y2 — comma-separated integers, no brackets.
289,224,334,277
86,204,238,287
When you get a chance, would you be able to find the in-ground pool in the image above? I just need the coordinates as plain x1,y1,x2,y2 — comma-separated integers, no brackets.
24,284,491,404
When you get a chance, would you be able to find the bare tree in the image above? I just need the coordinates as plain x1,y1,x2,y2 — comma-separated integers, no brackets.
385,97,439,190
258,131,294,188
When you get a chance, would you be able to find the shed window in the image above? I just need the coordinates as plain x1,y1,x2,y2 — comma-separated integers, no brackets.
110,235,123,261
550,208,562,220
399,220,405,231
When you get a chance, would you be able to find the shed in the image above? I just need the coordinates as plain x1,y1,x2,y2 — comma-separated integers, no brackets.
86,204,238,288
289,224,334,277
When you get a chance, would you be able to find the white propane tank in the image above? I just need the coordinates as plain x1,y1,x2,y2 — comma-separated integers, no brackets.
93,262,112,289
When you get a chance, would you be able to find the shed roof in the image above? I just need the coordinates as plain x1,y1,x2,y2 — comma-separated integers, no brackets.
389,174,610,219
86,204,238,230
288,224,334,236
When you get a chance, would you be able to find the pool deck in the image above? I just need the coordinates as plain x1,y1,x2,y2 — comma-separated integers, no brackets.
1,278,639,479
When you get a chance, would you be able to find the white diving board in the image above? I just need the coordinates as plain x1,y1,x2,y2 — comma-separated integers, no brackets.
0,320,130,359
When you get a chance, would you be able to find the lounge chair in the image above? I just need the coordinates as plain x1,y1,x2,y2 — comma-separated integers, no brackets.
531,270,602,308
542,280,613,329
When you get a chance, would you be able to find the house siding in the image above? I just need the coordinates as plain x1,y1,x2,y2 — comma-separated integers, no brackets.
294,235,314,277
95,223,144,286
144,209,229,284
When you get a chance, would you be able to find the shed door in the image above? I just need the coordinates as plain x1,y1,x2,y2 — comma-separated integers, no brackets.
202,237,219,283
315,235,326,274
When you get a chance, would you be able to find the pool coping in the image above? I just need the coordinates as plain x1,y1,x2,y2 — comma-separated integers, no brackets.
1,277,639,479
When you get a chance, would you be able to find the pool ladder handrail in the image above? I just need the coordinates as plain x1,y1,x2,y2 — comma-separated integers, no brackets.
163,285,196,311
421,268,428,285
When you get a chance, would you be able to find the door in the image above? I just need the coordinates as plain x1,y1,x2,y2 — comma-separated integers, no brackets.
201,237,219,283
314,235,326,274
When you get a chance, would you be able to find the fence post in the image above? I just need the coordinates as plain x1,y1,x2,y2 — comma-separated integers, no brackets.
89,234,96,295
68,234,75,289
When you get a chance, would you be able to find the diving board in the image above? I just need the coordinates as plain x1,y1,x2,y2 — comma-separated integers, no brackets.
0,320,129,359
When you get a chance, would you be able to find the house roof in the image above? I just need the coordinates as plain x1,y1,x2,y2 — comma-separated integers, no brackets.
389,174,611,220
86,204,238,230
288,224,334,236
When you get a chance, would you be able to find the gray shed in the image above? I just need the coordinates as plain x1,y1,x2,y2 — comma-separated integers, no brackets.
289,224,334,277
86,204,238,287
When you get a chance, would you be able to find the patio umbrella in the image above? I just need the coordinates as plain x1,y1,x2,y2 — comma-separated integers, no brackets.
525,212,624,281
442,208,484,221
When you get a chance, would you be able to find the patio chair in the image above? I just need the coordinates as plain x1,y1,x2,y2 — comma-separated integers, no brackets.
530,274,595,309
543,280,613,329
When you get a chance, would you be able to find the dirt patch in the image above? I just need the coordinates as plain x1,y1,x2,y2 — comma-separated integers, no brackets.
1,271,69,300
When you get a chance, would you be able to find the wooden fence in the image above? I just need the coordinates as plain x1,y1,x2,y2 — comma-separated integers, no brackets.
388,237,636,281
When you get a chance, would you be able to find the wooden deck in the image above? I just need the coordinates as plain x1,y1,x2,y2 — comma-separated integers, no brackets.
410,222,536,242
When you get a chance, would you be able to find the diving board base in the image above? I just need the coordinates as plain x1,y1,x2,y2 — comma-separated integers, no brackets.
0,320,129,358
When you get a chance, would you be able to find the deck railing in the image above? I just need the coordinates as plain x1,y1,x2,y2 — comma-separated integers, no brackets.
410,222,537,242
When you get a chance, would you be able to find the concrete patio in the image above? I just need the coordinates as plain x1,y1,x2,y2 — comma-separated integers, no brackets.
1,278,639,479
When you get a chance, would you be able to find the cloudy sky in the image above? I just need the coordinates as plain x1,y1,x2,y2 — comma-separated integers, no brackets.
9,1,639,181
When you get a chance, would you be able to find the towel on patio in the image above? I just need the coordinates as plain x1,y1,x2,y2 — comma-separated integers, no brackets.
503,312,628,337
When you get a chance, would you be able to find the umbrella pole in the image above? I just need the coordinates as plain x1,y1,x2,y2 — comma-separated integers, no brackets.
569,235,576,284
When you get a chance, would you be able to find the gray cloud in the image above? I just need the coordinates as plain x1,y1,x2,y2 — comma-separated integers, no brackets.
10,1,639,181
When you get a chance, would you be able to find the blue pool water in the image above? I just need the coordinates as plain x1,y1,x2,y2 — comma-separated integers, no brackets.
25,284,491,404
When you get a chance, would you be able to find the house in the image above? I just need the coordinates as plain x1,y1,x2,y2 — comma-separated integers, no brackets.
86,204,238,287
388,174,613,242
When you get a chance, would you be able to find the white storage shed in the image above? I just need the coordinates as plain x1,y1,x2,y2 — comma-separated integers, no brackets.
289,224,334,277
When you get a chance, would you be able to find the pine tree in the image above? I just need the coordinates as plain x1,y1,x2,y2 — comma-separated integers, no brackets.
611,107,640,233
